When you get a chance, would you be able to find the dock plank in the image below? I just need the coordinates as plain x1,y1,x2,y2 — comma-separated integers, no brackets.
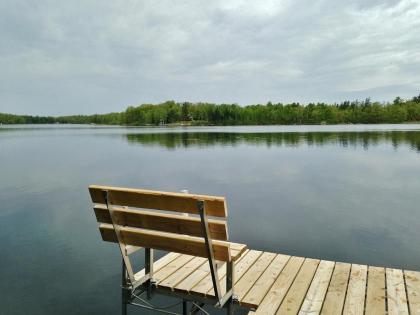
192,250,262,296
365,266,386,315
299,260,335,314
234,252,277,299
134,252,180,281
250,256,305,314
405,270,420,315
321,262,351,315
153,254,195,283
157,257,206,289
342,264,367,315
241,254,290,308
276,258,320,315
387,268,409,315
176,250,250,293
135,251,419,315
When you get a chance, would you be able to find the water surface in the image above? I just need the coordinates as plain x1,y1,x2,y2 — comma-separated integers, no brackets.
1,124,420,314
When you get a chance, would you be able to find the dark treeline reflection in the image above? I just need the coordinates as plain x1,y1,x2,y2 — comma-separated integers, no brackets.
126,131,420,151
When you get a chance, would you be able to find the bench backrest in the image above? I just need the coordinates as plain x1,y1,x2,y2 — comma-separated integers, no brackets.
89,185,232,261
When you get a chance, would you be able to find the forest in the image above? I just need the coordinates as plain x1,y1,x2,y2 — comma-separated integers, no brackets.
1,94,420,126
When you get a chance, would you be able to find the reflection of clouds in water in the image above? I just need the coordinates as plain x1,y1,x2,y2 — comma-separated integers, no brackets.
343,227,407,268
336,148,420,190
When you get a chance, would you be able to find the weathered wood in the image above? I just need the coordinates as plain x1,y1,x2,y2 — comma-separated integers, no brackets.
193,250,262,297
299,260,335,314
99,223,246,261
343,264,367,315
405,270,420,315
387,268,409,315
134,252,180,281
217,249,264,297
94,204,228,240
176,249,250,294
250,256,305,314
241,254,290,308
89,185,227,217
134,251,420,315
153,254,195,283
276,258,320,315
365,266,386,315
321,262,351,315
158,257,207,289
234,252,277,300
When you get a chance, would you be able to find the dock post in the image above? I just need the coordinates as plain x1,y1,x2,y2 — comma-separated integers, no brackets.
182,300,188,315
121,260,127,315
145,247,154,299
226,261,235,315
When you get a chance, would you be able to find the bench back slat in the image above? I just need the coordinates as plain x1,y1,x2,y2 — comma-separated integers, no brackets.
89,185,227,217
90,185,232,261
94,204,228,241
99,223,231,261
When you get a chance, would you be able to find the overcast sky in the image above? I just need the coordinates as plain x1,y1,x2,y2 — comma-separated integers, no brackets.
1,0,420,115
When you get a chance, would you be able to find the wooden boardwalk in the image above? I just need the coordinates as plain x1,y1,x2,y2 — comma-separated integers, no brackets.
141,249,420,314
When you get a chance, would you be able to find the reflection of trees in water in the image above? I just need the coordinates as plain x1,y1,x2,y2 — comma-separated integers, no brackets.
126,131,420,152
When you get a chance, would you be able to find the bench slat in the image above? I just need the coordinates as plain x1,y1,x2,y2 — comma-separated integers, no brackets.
89,185,227,217
99,223,246,262
94,204,228,241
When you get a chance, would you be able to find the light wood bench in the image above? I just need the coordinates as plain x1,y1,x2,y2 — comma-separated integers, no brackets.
89,185,247,315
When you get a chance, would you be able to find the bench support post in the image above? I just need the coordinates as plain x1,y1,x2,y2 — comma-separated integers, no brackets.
103,190,136,285
197,200,223,304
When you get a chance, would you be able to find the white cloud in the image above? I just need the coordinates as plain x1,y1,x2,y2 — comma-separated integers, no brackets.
0,0,419,115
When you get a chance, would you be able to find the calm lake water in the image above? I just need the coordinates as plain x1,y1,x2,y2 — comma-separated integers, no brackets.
1,124,420,315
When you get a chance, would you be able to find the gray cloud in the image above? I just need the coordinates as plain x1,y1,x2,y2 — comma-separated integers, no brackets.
0,0,419,115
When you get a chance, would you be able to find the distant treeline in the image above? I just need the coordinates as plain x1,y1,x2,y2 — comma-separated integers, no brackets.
2,94,420,125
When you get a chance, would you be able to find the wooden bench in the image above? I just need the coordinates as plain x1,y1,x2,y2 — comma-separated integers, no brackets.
89,185,247,314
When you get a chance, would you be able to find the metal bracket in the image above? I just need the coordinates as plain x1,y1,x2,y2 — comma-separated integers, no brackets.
198,200,223,305
102,190,136,285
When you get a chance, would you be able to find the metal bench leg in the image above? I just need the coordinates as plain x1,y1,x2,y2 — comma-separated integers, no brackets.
226,261,235,315
122,261,128,315
227,303,234,315
182,300,188,315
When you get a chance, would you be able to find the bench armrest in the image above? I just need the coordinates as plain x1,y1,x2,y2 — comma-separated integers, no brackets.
229,242,247,261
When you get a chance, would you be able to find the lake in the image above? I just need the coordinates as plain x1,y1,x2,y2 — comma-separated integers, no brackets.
1,124,420,315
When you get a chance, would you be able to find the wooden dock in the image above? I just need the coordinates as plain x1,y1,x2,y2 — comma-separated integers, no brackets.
141,249,420,314
90,186,420,314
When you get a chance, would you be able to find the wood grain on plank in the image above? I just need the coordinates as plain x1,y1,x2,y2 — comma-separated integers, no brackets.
134,252,180,281
321,262,351,315
241,254,290,308
405,270,420,315
158,257,206,289
177,249,250,293
342,264,367,315
250,256,305,314
365,266,386,315
276,258,320,315
234,252,277,300
387,268,409,315
94,204,228,240
193,250,262,297
99,223,246,261
153,254,195,283
299,260,335,314
89,185,227,217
